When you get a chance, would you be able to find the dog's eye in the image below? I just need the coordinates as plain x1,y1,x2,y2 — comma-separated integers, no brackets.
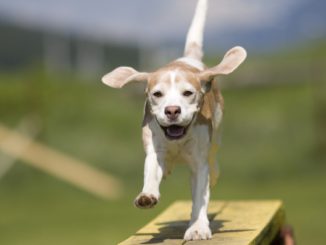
183,90,194,97
153,91,163,98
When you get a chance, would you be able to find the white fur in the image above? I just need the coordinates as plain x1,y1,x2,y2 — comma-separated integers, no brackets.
184,0,208,60
177,57,205,71
184,124,212,240
141,0,214,240
141,118,215,240
149,70,199,128
101,0,247,241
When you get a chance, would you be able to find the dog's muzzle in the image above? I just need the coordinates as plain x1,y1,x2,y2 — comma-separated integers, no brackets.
156,115,195,140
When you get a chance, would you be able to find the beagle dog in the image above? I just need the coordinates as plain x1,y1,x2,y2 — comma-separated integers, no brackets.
102,0,246,240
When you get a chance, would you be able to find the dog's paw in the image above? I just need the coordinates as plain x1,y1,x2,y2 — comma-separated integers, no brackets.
134,193,158,209
184,222,212,241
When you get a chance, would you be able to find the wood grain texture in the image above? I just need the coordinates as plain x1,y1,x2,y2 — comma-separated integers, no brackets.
119,200,285,245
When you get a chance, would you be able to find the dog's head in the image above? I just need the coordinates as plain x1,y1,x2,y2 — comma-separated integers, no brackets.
102,46,246,140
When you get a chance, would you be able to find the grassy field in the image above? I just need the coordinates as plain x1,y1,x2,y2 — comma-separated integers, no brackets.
0,70,325,244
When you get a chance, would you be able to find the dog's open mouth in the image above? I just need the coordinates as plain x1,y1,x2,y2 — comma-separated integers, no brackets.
160,125,188,140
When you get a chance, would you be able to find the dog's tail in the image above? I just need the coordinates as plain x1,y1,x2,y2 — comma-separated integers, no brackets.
184,0,208,61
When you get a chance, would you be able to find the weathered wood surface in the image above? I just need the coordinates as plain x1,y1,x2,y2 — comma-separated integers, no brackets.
120,200,285,245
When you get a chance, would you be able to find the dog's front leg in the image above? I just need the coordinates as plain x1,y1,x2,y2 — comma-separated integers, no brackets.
184,160,211,240
134,151,164,209
134,124,164,209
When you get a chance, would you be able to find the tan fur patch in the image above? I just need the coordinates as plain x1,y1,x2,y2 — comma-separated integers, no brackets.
143,59,225,188
146,60,224,131
147,61,202,92
142,101,154,150
197,79,224,124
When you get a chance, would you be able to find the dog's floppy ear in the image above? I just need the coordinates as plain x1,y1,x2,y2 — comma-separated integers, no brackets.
102,67,149,88
200,46,247,81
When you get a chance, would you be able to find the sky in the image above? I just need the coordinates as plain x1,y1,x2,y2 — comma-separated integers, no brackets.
0,0,325,52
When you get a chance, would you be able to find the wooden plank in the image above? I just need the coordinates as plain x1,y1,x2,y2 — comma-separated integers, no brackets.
119,200,285,245
0,123,123,200
0,118,40,178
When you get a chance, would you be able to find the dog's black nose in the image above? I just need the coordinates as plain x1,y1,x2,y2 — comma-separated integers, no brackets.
165,106,181,120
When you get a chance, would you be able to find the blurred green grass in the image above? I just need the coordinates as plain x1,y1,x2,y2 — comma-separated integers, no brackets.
0,70,325,245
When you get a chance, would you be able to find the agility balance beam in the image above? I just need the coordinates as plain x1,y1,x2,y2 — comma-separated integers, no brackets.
120,200,289,245
0,124,123,200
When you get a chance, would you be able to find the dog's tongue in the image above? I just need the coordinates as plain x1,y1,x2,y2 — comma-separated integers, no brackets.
166,125,185,137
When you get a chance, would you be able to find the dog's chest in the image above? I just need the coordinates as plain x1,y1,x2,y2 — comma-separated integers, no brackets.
162,124,211,175
163,141,187,175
